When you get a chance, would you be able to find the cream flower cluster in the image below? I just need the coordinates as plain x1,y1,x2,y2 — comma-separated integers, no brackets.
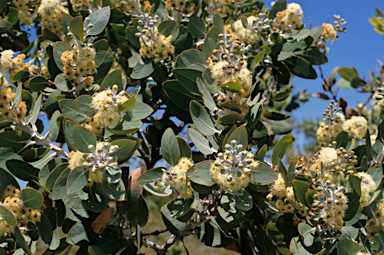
156,157,194,198
355,172,376,207
316,101,345,146
111,0,138,13
210,140,258,193
61,46,97,91
343,116,368,141
275,3,304,31
137,14,174,63
208,33,252,115
267,173,307,221
85,86,129,133
322,23,337,43
310,181,348,232
69,142,120,186
0,84,28,123
12,0,37,25
366,200,384,239
0,50,31,77
0,185,41,237
38,0,68,36
165,0,195,15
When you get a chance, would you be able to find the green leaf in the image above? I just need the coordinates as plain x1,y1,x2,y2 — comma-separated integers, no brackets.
374,231,384,252
47,110,60,142
131,62,154,79
85,6,110,36
161,128,181,166
72,125,97,153
21,188,43,210
338,67,358,82
28,94,42,125
0,131,30,147
45,163,69,190
254,50,266,65
227,125,248,149
94,52,113,81
344,192,360,221
337,239,360,255
0,167,20,195
158,20,178,37
188,16,206,38
193,161,216,186
272,135,295,166
0,205,16,225
180,49,207,71
219,114,244,126
269,0,286,19
292,180,310,206
305,189,316,208
0,19,12,34
197,77,216,111
233,190,253,211
249,162,278,185
188,128,217,155
83,185,108,212
190,100,218,136
50,230,60,250
301,48,327,65
14,227,33,255
67,167,89,195
69,16,84,41
100,179,126,201
52,167,71,200
221,81,241,93
284,56,317,79
167,197,194,218
93,39,109,67
66,222,90,245
7,7,18,25
126,26,140,49
61,13,73,39
213,14,224,33
6,159,39,182
59,98,95,123
115,96,136,112
88,245,105,255
178,137,192,159
298,223,315,247
54,73,71,91
36,213,53,244
110,139,139,163
367,165,382,188
173,68,202,95
163,80,203,112
349,175,361,196
137,167,172,196
161,204,187,235
276,214,299,240
100,69,122,91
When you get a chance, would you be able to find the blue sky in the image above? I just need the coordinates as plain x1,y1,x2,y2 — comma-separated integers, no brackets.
262,0,384,121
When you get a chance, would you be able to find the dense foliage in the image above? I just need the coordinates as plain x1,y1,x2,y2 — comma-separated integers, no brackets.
0,0,383,254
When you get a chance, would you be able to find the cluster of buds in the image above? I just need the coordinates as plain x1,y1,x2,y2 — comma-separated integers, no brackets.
208,33,252,115
0,185,41,237
309,181,348,232
373,84,384,101
86,85,129,133
61,46,97,92
83,142,120,185
207,0,243,15
210,140,258,193
316,101,344,147
136,14,175,63
156,157,194,198
333,15,347,33
0,83,28,123
165,0,195,16
113,0,138,14
297,146,358,185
